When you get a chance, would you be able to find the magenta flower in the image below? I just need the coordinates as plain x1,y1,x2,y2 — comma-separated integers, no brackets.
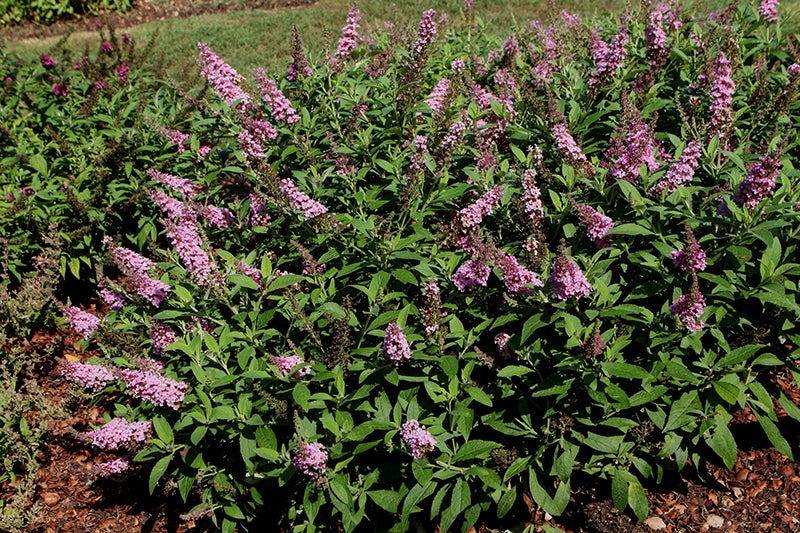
53,82,69,97
521,169,544,224
61,305,103,340
575,202,614,248
92,456,132,478
551,123,591,170
382,322,412,365
81,417,152,450
549,254,592,301
648,141,702,195
458,185,505,231
646,8,669,66
104,240,171,307
100,41,113,53
734,151,782,210
452,259,491,292
440,121,466,154
672,223,706,272
292,441,328,486
607,97,659,183
708,53,735,141
147,169,203,199
197,43,252,110
494,333,512,357
40,54,56,68
331,3,361,67
273,355,310,377
423,78,451,117
589,25,628,89
100,287,126,311
235,259,264,289
150,320,177,357
494,250,543,294
279,178,328,220
401,420,436,459
759,0,780,22
421,279,447,338
411,9,438,58
287,27,314,81
119,368,189,410
669,277,705,332
116,61,130,84
60,361,115,391
254,68,300,124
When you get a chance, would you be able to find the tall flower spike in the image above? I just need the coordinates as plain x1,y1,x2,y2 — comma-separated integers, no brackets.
81,417,153,450
287,26,314,81
734,151,782,210
574,201,614,248
458,185,505,232
671,222,707,272
411,9,438,58
118,368,189,410
549,253,592,301
279,178,328,220
60,304,103,340
331,3,361,67
669,276,705,332
104,240,171,307
551,123,592,172
708,53,735,142
60,361,115,391
759,0,780,23
197,43,252,111
382,322,412,365
648,141,702,195
254,68,300,124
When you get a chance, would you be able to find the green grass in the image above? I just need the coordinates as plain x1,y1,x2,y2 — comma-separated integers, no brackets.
2,0,799,84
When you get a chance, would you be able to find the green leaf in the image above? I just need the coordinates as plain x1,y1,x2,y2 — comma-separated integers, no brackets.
266,274,304,292
606,223,653,236
627,477,649,521
149,455,172,494
152,416,173,445
369,490,402,513
440,356,458,379
224,504,246,520
293,383,311,409
497,485,517,518
663,391,697,432
611,470,628,512
497,365,533,378
602,362,651,380
707,419,737,469
228,273,260,291
452,440,500,462
712,381,741,405
465,386,493,407
760,238,782,281
717,344,764,367
755,412,794,460
29,154,47,176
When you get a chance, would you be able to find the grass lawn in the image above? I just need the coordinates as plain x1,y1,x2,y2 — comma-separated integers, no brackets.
3,0,789,84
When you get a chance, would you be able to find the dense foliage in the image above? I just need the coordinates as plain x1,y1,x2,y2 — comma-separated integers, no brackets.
0,0,134,27
6,0,800,531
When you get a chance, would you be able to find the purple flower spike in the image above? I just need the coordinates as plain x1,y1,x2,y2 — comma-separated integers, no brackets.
549,254,592,301
293,441,328,486
81,417,152,450
669,277,705,332
382,322,412,365
401,420,436,459
734,151,782,210
331,3,361,67
672,223,706,272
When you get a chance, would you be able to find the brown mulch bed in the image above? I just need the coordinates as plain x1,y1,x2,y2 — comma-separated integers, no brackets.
0,0,319,42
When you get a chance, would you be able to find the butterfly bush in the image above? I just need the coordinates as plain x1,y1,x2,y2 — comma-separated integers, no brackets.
59,3,800,532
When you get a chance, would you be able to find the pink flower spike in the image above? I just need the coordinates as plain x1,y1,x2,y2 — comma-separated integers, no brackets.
292,441,328,486
401,420,436,459
549,254,592,301
382,322,412,365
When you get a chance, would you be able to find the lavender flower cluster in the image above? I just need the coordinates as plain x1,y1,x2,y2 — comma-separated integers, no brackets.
279,178,328,220
400,420,436,459
549,253,592,301
81,417,152,450
292,441,328,486
382,322,412,365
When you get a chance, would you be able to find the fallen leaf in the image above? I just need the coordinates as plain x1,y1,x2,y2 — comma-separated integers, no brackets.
705,514,725,529
645,516,667,530
41,492,60,506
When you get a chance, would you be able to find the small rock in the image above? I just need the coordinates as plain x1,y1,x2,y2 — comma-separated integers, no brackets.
705,514,725,529
41,492,59,506
645,516,667,530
